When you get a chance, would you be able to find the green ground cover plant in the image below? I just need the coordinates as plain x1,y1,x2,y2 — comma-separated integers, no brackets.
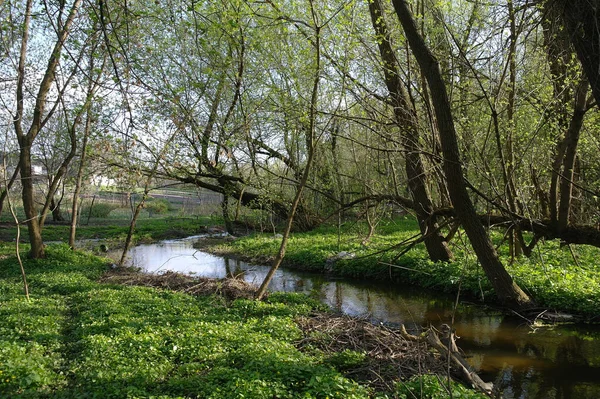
0,243,486,398
207,218,600,319
0,216,215,243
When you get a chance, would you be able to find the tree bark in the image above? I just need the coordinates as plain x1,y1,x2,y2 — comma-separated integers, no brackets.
18,142,44,257
368,0,452,262
0,165,20,218
557,80,589,231
391,0,533,308
556,0,600,106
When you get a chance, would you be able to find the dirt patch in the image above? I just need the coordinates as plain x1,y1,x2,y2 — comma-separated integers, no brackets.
99,269,257,300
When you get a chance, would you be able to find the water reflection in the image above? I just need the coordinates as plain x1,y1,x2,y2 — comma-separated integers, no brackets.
121,237,600,399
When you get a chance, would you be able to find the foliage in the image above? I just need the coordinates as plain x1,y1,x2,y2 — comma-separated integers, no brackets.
0,243,383,398
209,217,600,318
395,375,488,399
81,202,119,218
324,350,367,371
145,199,172,215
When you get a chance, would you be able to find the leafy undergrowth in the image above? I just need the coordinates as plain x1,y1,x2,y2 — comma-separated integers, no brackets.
207,218,600,319
0,243,486,398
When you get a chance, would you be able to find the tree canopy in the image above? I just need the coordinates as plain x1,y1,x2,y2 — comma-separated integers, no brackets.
1,0,599,308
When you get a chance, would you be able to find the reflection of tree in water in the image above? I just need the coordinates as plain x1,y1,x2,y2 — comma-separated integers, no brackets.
489,322,600,399
555,334,589,367
224,258,245,279
552,333,599,399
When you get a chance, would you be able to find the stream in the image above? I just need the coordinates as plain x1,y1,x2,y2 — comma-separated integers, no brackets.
116,235,600,399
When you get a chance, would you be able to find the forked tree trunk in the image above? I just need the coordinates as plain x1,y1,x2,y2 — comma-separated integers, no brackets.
13,0,82,258
368,0,452,262
391,0,533,308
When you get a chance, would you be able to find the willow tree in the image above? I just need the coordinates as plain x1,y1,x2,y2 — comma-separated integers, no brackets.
390,0,534,308
368,0,453,262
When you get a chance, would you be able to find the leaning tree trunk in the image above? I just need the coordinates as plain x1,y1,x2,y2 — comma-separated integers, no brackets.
256,9,321,300
368,0,452,262
69,108,92,248
391,0,533,308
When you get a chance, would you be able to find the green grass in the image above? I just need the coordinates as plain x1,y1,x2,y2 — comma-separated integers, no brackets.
208,218,600,319
0,243,487,398
0,216,218,243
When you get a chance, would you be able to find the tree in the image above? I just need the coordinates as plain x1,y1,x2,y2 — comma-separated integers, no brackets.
255,0,324,300
553,0,600,106
390,0,534,308
11,0,83,258
368,0,453,262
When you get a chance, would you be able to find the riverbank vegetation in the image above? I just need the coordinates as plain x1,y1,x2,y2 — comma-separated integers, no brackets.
0,217,209,244
203,218,600,320
0,243,487,398
2,0,600,311
3,0,600,395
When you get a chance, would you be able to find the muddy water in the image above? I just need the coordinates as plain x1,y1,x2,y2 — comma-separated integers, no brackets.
121,236,600,399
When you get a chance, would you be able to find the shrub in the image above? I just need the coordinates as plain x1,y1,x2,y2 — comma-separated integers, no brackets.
145,199,171,215
81,202,118,218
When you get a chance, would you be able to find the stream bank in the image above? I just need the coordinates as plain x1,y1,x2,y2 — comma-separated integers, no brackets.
0,243,484,398
114,234,600,399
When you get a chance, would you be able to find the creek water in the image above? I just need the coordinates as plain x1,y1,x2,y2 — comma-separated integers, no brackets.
119,235,600,399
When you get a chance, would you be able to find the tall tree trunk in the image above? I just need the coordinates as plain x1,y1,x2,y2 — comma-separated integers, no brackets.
556,0,600,106
256,5,321,300
69,108,93,248
13,0,82,258
18,142,44,258
505,0,523,258
368,0,452,262
542,2,579,226
391,0,533,308
557,80,589,230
